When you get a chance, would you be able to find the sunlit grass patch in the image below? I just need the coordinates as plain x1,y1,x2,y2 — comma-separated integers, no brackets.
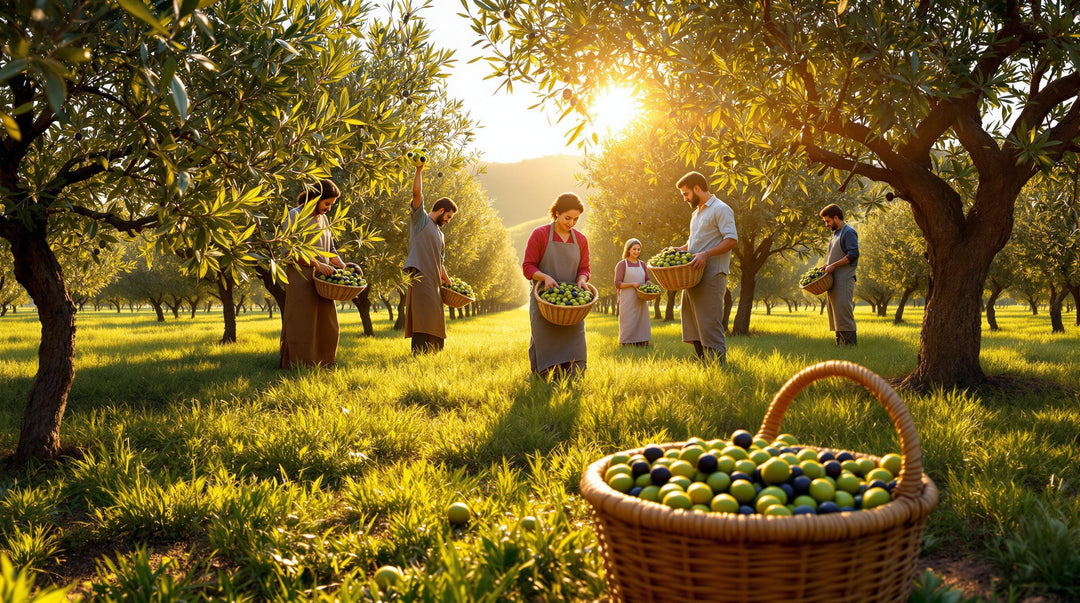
0,304,1077,598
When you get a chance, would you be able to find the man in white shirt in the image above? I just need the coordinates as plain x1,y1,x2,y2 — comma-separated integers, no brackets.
674,171,738,363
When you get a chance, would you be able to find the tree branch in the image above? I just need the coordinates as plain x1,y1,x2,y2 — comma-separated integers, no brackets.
1009,72,1080,145
953,103,1002,177
3,74,53,159
42,145,136,194
1018,100,1080,178
805,143,895,183
899,8,1040,165
69,205,157,233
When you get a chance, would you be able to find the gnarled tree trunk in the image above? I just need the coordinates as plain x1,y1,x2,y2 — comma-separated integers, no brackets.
149,298,165,322
664,290,676,321
393,286,406,330
985,280,1005,331
218,274,237,344
1048,283,1067,333
6,222,76,463
889,285,915,324
732,239,771,336
353,286,374,336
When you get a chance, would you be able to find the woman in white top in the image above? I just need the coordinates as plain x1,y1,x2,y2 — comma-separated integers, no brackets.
614,238,652,346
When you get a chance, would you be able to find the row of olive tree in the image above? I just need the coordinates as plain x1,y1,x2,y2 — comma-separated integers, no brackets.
467,0,1080,389
0,0,486,461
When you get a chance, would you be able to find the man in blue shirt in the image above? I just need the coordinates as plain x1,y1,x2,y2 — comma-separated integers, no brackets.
820,204,859,345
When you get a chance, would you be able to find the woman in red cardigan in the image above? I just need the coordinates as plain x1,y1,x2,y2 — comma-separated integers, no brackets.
522,193,590,378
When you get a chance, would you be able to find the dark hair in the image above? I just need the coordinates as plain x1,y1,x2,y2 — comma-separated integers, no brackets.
819,204,844,220
296,179,340,205
549,192,584,219
676,171,709,192
432,197,458,213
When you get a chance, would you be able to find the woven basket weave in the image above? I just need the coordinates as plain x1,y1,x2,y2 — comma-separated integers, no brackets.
635,287,662,302
534,282,598,326
580,361,939,603
312,269,367,301
800,271,833,295
646,261,704,290
440,286,475,309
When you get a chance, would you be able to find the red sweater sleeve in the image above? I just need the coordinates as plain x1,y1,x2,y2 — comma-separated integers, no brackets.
614,259,626,288
522,225,548,280
576,230,590,280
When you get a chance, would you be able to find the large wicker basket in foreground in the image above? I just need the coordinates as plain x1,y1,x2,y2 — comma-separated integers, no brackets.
800,271,834,295
312,269,367,301
646,261,704,290
580,361,939,603
440,286,474,309
534,282,598,326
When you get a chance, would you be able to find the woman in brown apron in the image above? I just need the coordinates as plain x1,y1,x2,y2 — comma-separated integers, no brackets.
522,193,591,378
615,238,652,346
280,180,353,368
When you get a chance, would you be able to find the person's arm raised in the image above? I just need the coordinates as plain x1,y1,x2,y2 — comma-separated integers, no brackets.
410,164,424,212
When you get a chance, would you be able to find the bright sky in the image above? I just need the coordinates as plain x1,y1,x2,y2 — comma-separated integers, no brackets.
420,3,580,163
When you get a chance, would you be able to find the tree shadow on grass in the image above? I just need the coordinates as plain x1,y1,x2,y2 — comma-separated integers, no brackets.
424,374,585,472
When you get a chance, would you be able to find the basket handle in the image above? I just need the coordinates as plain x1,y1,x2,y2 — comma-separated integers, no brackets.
755,360,924,500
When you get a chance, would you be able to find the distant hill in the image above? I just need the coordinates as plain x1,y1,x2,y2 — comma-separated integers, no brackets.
505,216,549,262
474,155,588,230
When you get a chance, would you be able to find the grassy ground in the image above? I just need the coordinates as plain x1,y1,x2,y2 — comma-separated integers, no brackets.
0,304,1078,601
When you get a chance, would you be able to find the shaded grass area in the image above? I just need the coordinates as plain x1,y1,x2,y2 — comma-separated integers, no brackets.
0,305,1078,600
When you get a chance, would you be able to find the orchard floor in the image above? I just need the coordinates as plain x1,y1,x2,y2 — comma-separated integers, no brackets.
1,304,1078,601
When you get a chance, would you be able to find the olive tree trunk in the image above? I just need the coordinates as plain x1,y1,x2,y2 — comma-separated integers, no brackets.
5,222,76,463
217,274,237,344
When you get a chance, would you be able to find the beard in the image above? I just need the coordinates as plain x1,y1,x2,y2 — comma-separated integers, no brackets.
436,213,450,227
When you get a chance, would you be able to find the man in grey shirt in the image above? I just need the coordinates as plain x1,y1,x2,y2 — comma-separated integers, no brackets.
403,163,457,354
674,171,738,363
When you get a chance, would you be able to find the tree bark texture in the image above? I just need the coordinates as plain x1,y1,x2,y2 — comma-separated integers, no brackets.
149,299,165,322
985,283,1004,331
217,275,237,344
393,287,406,330
722,287,733,333
1048,283,1067,333
894,287,916,323
255,266,288,331
353,286,374,336
6,224,76,462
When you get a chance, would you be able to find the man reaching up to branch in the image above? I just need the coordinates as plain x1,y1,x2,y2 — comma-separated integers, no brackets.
403,162,458,354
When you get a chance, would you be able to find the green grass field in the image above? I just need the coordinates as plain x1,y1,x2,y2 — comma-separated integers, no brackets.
1,305,1078,601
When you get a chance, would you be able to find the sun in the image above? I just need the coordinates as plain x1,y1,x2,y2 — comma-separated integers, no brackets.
589,85,641,135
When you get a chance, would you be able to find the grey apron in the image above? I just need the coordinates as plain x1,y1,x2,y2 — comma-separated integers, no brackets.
529,225,587,373
617,260,651,344
404,209,446,339
826,229,857,332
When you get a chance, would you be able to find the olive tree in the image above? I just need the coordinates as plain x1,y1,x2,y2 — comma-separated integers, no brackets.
0,0,377,461
858,203,929,323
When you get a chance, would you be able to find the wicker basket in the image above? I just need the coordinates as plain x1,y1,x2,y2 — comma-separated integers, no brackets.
534,282,598,326
635,287,662,302
580,361,939,603
800,271,833,295
646,261,704,290
312,268,367,301
440,286,475,309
